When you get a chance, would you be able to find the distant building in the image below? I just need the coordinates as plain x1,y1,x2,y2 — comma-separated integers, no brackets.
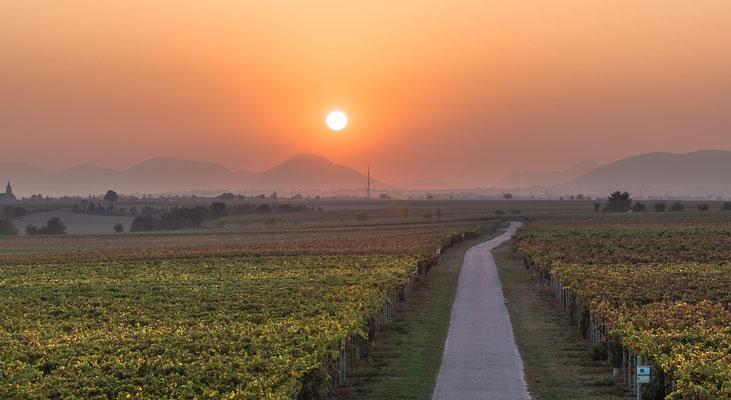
0,181,16,202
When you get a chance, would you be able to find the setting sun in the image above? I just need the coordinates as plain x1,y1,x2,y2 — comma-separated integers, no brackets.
326,111,348,131
1,2,730,399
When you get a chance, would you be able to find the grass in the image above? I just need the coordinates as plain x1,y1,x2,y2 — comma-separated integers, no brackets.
492,241,633,400
331,226,507,399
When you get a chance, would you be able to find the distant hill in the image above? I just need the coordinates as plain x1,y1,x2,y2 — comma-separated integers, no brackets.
555,150,731,197
117,158,248,194
497,160,601,188
250,153,388,191
0,154,384,197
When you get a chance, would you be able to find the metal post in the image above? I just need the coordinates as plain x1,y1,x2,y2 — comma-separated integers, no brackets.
630,349,634,389
636,355,641,400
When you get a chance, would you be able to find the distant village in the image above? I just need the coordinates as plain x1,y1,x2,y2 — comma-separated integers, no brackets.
0,181,58,203
0,182,16,202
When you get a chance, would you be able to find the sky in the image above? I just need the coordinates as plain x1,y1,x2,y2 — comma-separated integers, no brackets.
2,1,731,187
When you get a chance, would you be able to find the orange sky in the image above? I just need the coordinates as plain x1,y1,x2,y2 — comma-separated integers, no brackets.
2,1,731,186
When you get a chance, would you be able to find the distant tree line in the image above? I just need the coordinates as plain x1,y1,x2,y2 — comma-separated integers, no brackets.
130,202,314,232
594,191,731,213
26,217,66,235
1,206,27,219
559,194,593,201
73,200,164,217
1,206,30,235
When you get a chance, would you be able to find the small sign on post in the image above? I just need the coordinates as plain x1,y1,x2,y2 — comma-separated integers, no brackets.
637,366,651,384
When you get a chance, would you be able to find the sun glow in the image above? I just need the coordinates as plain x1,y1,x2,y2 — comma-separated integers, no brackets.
326,111,348,131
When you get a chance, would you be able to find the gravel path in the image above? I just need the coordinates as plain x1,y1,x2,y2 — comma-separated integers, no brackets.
433,222,529,400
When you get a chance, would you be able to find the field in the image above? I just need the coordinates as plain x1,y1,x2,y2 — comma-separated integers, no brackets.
1,254,424,398
2,199,731,399
0,201,501,399
514,216,731,399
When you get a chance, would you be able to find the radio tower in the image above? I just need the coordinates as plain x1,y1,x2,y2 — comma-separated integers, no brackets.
367,162,371,199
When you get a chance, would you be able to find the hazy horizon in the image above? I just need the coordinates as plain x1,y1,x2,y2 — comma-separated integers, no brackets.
3,149,731,199
0,146,726,180
3,1,731,187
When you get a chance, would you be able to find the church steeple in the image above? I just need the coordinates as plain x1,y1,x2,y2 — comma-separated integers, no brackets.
5,181,11,195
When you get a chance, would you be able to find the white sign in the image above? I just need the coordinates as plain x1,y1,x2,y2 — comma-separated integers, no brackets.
637,366,651,384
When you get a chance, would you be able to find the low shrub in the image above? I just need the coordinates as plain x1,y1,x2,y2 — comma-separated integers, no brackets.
0,219,18,235
668,201,685,212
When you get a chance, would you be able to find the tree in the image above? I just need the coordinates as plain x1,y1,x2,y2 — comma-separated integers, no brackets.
160,207,205,230
209,202,227,219
606,191,632,212
131,216,160,231
593,202,601,212
697,203,709,211
0,219,18,235
653,203,666,212
270,192,278,199
576,194,585,200
503,193,513,199
722,202,731,211
26,217,66,235
668,201,685,212
632,202,646,212
113,223,124,233
256,204,272,214
44,217,67,234
379,193,391,200
217,192,236,200
104,190,119,203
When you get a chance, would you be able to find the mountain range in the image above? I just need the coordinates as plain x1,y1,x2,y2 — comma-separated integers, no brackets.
497,160,602,188
554,150,731,197
0,154,387,197
1,150,730,198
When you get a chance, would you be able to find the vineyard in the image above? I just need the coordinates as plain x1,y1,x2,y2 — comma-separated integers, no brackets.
513,218,731,399
0,231,486,267
0,224,489,399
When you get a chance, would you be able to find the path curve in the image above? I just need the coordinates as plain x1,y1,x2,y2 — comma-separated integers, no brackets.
433,221,529,400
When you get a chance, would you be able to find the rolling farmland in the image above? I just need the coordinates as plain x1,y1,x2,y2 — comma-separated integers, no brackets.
0,204,498,399
514,217,731,399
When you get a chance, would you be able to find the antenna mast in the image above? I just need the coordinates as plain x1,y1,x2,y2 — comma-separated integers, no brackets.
367,162,371,199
